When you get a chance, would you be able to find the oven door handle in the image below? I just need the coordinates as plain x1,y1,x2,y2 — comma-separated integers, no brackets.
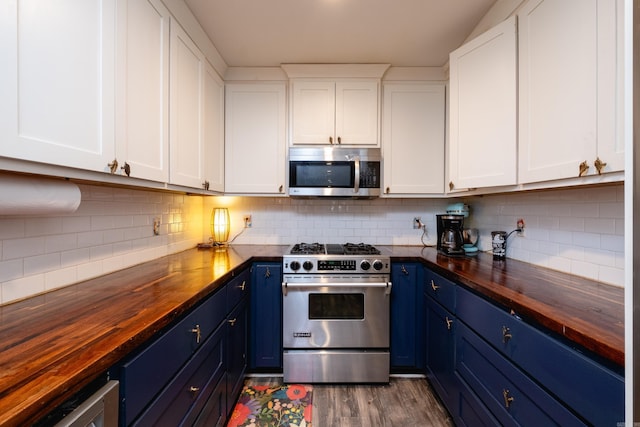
282,281,392,296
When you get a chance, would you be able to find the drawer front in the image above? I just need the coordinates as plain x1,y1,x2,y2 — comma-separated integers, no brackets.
134,323,226,426
456,322,585,427
424,268,456,312
456,287,624,426
227,268,250,310
119,288,226,425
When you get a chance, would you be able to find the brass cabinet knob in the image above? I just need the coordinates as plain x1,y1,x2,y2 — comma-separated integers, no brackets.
337,136,341,144
279,185,284,193
108,159,119,174
329,136,333,144
594,157,607,175
449,181,455,191
202,181,210,190
385,187,390,194
121,162,131,177
578,161,590,177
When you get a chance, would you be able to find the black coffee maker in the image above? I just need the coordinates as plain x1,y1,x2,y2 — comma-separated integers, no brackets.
436,214,465,256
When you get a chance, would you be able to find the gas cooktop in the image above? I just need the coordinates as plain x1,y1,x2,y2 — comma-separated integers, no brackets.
288,242,381,256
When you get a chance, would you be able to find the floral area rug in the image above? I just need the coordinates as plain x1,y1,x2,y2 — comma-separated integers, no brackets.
228,383,313,427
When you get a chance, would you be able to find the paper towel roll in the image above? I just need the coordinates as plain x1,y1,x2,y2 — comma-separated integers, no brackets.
0,175,81,215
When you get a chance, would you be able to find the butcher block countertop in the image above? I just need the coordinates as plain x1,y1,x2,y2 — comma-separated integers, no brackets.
0,245,624,426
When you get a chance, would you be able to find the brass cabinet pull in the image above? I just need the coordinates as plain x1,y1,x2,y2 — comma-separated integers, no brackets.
502,326,512,343
337,136,341,144
401,265,408,275
431,280,440,292
578,161,590,177
385,187,390,194
239,280,246,291
108,159,118,174
279,185,284,193
329,136,333,144
265,267,271,279
121,162,131,177
190,324,201,344
445,316,453,330
594,157,607,175
503,389,514,408
189,386,200,395
228,318,237,326
449,181,454,191
202,180,210,190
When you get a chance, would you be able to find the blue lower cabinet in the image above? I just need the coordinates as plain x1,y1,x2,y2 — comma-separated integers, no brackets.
456,322,585,427
133,324,226,426
227,298,249,416
424,293,458,413
391,263,423,370
249,263,282,370
192,376,227,427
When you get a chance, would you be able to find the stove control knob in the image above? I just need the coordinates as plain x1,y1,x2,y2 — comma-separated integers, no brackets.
373,260,384,271
289,261,301,271
360,260,371,271
303,261,314,271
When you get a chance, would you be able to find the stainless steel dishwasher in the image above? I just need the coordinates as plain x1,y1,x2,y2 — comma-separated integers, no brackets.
54,380,119,427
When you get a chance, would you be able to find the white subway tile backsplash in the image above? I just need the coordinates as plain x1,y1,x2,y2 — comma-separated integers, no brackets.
24,253,61,276
3,237,46,260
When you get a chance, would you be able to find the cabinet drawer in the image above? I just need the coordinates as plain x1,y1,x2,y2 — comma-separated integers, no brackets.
456,287,624,425
118,288,227,425
424,268,456,312
134,323,226,426
227,269,250,310
456,322,585,427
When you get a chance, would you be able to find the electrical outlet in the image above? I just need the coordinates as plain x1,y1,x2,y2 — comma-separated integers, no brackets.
413,217,422,229
243,215,252,228
517,218,525,237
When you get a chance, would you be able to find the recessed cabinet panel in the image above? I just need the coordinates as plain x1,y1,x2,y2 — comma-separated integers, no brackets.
382,83,445,195
225,83,286,194
518,0,622,182
449,16,517,191
0,0,116,172
115,0,170,182
291,81,335,145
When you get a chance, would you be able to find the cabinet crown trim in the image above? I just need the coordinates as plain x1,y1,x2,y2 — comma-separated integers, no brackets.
281,63,390,79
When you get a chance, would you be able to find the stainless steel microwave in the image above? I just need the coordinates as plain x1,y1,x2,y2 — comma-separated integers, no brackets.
288,147,381,198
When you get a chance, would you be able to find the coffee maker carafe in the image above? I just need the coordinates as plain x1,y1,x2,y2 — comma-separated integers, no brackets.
436,214,465,256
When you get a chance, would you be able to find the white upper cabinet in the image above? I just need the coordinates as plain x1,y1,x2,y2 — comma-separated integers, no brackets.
203,61,225,193
115,0,169,182
169,20,208,189
518,0,623,183
291,80,379,146
382,83,445,196
225,83,287,195
448,16,517,192
0,0,116,172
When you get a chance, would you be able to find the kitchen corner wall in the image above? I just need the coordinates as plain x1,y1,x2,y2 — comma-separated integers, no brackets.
0,184,203,305
0,182,624,305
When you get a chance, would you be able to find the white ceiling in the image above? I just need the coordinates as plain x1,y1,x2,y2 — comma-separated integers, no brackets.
183,0,497,68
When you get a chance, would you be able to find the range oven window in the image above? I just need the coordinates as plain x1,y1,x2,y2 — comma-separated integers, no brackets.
308,293,364,319
290,161,354,188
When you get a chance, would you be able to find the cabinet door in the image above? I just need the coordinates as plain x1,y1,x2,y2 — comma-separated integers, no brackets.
448,16,517,191
0,0,116,172
225,83,286,194
390,263,423,369
335,81,379,146
169,20,206,188
518,0,622,182
250,263,283,370
291,81,335,145
424,295,458,413
115,0,169,182
203,62,225,192
382,83,445,195
226,298,248,416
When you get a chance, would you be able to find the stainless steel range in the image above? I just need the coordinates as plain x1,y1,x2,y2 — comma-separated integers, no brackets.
282,243,391,383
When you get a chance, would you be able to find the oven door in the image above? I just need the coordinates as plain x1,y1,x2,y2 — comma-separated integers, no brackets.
282,279,391,349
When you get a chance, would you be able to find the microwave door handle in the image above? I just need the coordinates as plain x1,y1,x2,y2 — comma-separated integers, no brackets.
353,155,360,193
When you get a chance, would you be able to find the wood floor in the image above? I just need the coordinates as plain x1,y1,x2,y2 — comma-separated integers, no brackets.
244,376,455,427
